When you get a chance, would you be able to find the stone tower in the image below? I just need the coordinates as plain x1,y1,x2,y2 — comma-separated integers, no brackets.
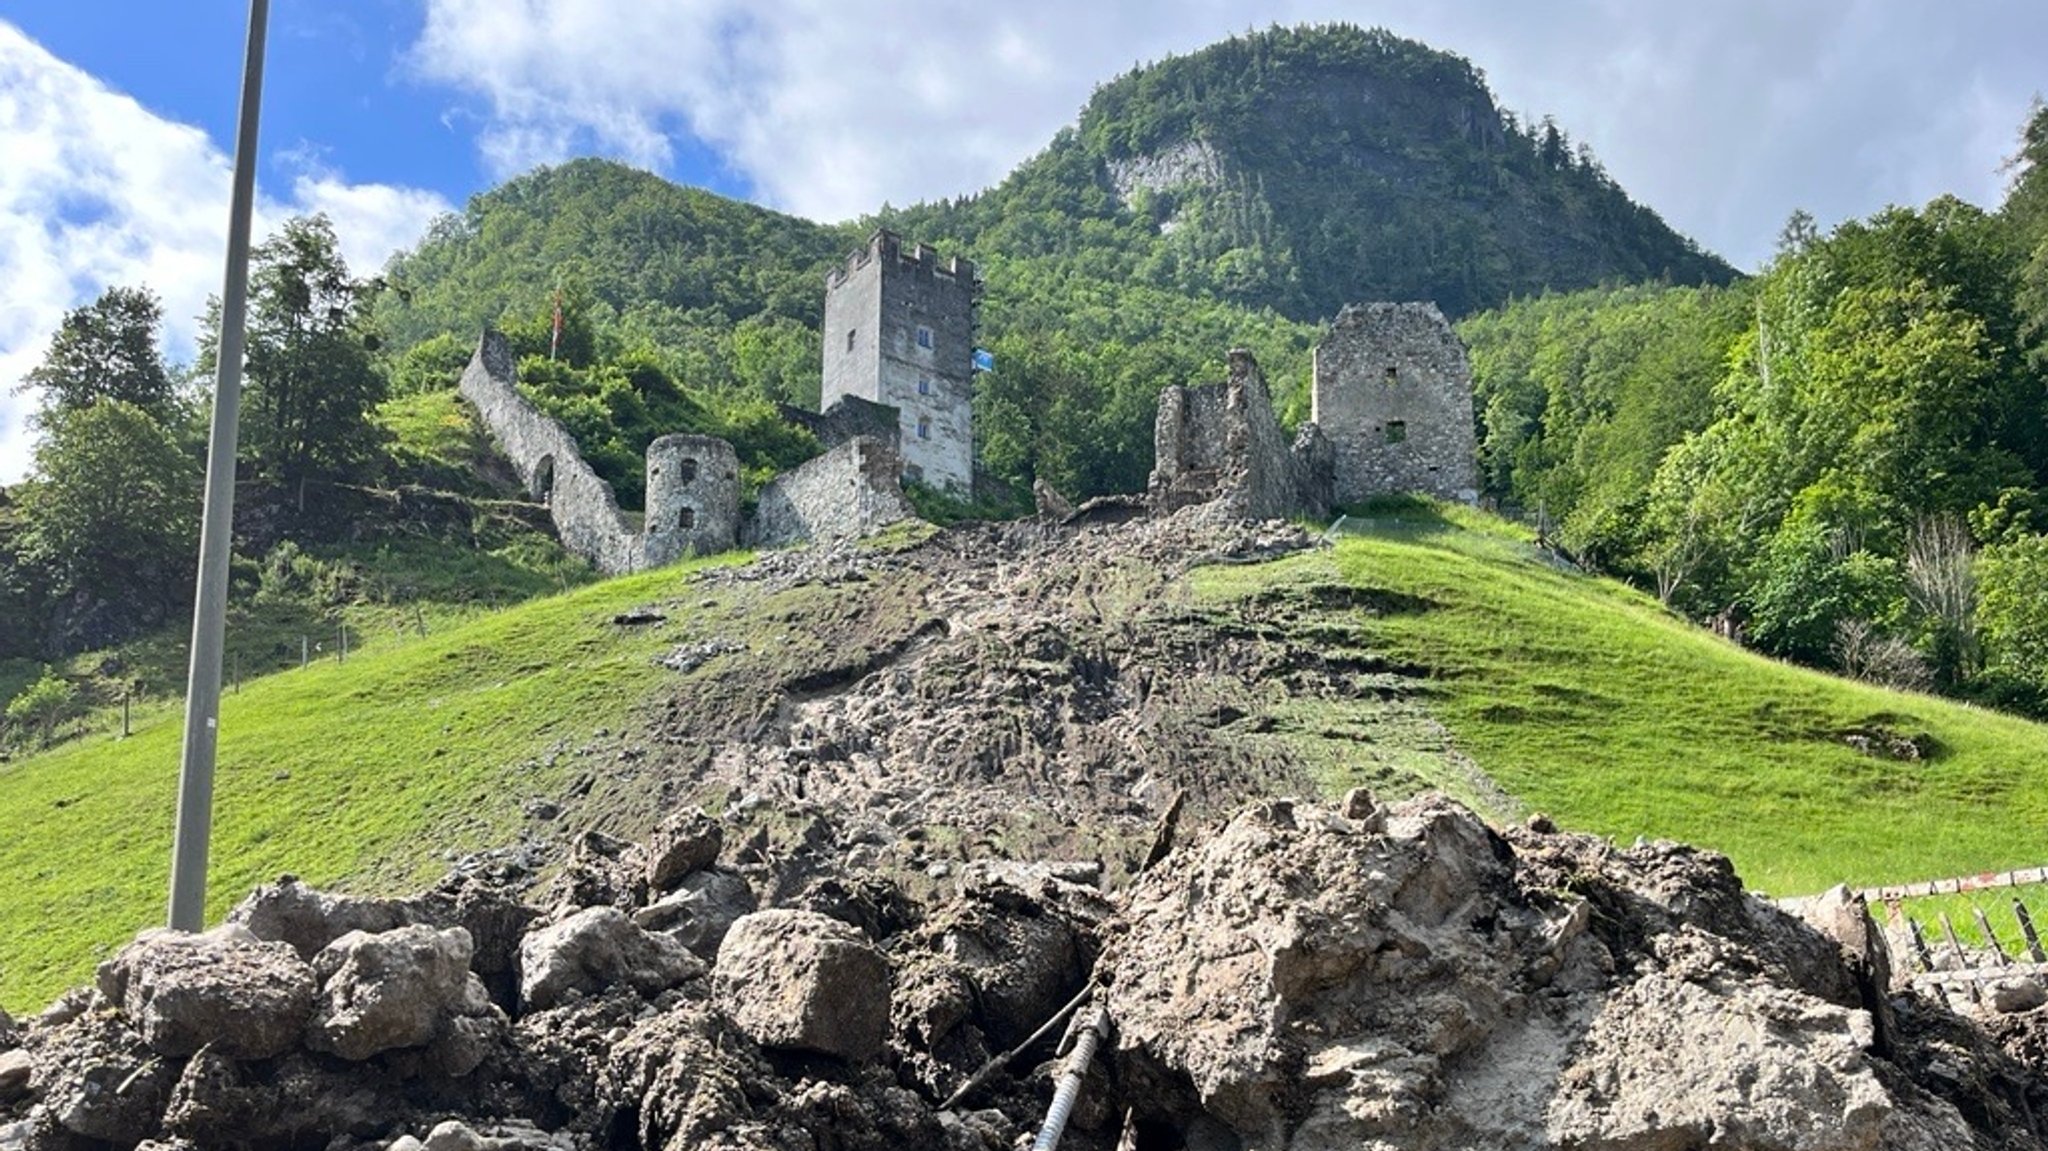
821,229,977,495
1312,303,1479,505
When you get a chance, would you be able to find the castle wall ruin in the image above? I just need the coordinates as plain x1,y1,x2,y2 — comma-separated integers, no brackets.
748,438,914,550
1312,303,1479,505
1149,349,1329,521
458,332,740,574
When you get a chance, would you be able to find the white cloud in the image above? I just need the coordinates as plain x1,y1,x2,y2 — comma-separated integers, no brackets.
409,0,2048,274
0,22,452,485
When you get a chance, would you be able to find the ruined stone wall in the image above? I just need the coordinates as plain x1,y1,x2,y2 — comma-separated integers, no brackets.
777,395,901,453
1312,302,1478,504
460,332,743,574
1148,350,1325,521
459,331,639,574
642,435,742,566
821,230,976,495
747,437,915,550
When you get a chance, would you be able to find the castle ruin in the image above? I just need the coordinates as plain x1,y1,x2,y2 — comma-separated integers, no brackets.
1312,302,1479,505
457,331,910,575
822,229,978,496
1148,302,1477,519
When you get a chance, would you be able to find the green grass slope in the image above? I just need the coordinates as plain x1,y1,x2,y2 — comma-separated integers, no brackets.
0,556,738,1012
1197,503,2048,895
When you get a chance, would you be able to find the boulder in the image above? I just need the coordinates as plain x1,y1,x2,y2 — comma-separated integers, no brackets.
634,869,757,958
95,924,316,1060
306,925,493,1061
714,909,891,1062
0,1005,16,1050
228,876,411,961
643,807,724,891
1988,976,2048,1015
36,1013,179,1145
0,1049,30,1104
519,907,704,1011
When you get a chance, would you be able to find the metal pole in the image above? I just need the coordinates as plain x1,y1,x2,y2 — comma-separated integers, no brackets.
169,0,268,932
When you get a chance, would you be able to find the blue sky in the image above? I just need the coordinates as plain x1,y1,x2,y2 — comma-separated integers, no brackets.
3,1,2045,482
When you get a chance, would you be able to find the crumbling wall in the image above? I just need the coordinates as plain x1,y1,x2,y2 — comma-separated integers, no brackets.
777,395,901,453
1313,302,1479,504
642,435,742,566
1148,349,1326,520
459,332,742,574
747,437,914,549
459,331,639,574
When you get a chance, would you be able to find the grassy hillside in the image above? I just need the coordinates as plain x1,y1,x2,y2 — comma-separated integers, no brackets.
1196,504,2048,894
0,556,741,1011
7,508,2048,1010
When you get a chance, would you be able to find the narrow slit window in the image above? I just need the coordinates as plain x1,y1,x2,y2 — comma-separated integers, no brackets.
677,506,696,530
846,328,857,351
917,376,932,396
916,326,933,350
1385,420,1408,444
917,416,932,440
1383,366,1399,386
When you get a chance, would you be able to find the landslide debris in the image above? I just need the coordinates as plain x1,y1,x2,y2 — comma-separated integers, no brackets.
4,791,2046,1151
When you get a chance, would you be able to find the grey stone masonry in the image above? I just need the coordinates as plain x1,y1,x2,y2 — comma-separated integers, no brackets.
1149,350,1327,521
458,331,739,574
777,395,901,453
747,437,914,549
822,229,977,496
1312,303,1479,504
643,435,742,566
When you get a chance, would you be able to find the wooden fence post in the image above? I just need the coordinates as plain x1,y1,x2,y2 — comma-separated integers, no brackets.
2016,901,2046,963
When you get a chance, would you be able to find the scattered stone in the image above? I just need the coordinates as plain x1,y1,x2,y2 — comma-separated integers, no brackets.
611,607,667,626
642,807,724,891
656,638,744,674
518,907,704,1011
306,925,491,1061
714,909,891,1061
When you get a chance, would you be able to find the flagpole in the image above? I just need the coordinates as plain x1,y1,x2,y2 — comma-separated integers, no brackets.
169,0,269,932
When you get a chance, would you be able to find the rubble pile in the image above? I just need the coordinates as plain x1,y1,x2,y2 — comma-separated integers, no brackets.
3,792,2045,1151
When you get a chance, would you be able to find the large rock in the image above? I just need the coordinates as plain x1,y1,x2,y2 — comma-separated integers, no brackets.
0,1049,30,1104
33,1013,179,1145
95,924,316,1060
306,925,494,1061
228,877,411,961
642,807,724,892
634,870,757,958
518,907,704,1011
714,909,891,1062
1106,795,1982,1149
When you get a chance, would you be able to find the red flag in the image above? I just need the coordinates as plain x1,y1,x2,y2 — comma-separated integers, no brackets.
549,290,564,361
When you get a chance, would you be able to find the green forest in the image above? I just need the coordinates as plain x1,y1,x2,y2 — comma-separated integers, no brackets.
5,22,2048,741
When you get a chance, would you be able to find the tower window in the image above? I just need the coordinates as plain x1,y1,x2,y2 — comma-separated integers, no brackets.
917,416,932,440
677,507,696,531
846,328,856,351
917,376,932,396
916,326,933,350
1385,420,1408,444
678,457,699,483
1383,366,1399,386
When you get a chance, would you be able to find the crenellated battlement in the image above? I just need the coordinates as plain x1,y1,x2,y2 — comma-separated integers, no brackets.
826,228,975,289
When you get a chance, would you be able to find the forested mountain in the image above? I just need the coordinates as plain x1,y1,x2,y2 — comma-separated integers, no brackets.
887,24,1734,320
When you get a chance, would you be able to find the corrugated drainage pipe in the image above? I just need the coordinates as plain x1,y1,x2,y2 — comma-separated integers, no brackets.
1030,1003,1112,1151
